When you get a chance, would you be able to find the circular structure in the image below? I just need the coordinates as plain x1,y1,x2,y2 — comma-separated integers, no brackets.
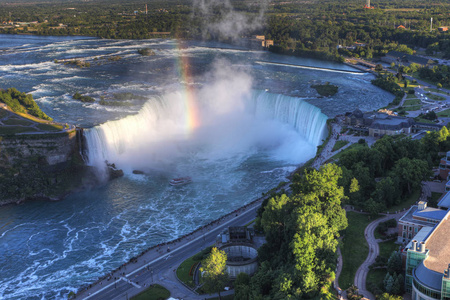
220,243,258,278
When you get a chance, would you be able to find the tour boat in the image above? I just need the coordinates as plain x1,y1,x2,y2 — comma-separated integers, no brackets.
169,177,192,186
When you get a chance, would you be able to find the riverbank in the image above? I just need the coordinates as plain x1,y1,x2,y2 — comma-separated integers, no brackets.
73,116,341,299
73,178,288,299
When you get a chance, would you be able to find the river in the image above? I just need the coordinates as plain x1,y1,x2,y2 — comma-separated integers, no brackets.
0,34,393,299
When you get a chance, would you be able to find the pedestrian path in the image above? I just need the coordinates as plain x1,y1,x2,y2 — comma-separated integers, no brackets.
353,212,403,300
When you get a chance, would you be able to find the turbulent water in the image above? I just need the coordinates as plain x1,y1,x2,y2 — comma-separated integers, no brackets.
0,35,394,300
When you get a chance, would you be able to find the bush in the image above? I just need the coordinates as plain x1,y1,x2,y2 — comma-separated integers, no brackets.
0,88,52,120
73,93,95,103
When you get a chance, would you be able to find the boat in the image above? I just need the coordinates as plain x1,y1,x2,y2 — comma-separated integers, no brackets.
169,177,192,186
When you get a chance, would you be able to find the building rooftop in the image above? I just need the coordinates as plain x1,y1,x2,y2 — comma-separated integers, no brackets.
400,205,442,227
439,192,450,209
413,206,448,221
405,226,434,250
414,261,443,291
424,214,450,273
371,117,414,130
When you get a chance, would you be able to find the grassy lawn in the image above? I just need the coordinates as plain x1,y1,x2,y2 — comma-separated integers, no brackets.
424,88,450,95
425,93,446,101
405,93,417,99
176,255,200,288
429,191,443,208
403,99,421,106
437,109,450,118
2,118,33,126
0,109,8,118
206,295,235,300
36,123,64,132
130,284,170,300
414,117,436,124
387,189,420,213
399,105,421,111
339,211,376,289
379,239,399,258
331,143,367,161
0,126,37,135
16,111,51,123
367,239,399,296
332,140,349,152
367,268,386,296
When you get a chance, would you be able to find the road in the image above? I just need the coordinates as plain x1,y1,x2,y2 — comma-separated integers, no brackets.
76,198,262,300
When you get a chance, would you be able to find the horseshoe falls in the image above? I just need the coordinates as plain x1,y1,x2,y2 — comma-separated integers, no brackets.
84,90,327,174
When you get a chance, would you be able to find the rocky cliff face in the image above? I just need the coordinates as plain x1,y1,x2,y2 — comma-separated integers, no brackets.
0,130,78,166
0,129,97,206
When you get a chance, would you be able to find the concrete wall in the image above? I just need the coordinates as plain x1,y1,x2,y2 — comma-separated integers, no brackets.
221,244,258,279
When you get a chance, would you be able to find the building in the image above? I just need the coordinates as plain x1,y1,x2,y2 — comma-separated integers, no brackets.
404,209,450,299
364,0,373,9
439,151,450,180
368,115,415,137
381,51,435,67
438,192,450,209
397,201,448,244
344,109,414,137
438,27,448,32
344,109,442,137
240,35,273,50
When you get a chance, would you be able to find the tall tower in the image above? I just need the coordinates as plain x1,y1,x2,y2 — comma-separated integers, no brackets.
145,4,148,15
364,0,373,9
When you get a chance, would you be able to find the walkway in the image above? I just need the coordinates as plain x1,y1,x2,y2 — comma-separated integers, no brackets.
353,212,404,300
312,119,376,170
75,180,288,300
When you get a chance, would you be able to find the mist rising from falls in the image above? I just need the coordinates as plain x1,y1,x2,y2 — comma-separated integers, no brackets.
84,90,327,175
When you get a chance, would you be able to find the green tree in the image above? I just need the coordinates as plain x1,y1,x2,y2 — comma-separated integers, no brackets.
391,158,430,194
438,126,449,143
384,273,394,294
350,178,360,193
387,252,402,274
378,293,403,300
372,177,400,208
201,247,229,299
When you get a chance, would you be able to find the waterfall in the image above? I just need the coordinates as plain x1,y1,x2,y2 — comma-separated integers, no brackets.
84,90,327,171
248,91,327,146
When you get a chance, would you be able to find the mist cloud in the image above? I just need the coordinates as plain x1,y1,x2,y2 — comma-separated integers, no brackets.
192,0,269,40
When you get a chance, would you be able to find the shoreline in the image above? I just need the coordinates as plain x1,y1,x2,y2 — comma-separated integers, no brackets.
74,117,344,299
74,179,290,298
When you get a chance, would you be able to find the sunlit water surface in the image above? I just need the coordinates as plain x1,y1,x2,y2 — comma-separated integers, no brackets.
0,35,393,299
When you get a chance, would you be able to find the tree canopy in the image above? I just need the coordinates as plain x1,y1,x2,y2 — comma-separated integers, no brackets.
246,164,348,299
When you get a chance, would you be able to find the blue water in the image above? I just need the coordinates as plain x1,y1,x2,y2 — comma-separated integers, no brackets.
0,34,393,299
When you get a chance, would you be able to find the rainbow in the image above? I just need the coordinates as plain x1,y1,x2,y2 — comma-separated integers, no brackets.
174,40,201,135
